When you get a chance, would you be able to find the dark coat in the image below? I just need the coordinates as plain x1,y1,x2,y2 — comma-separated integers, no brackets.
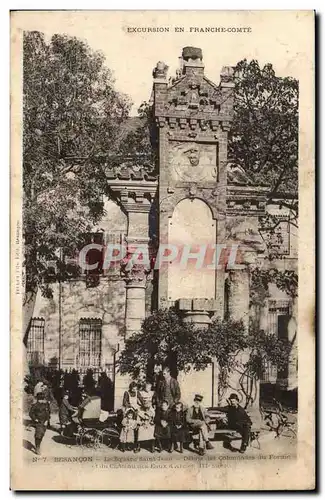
30,400,50,424
29,400,50,440
122,390,140,410
216,405,252,429
154,408,171,439
169,408,187,442
156,377,181,407
59,397,75,425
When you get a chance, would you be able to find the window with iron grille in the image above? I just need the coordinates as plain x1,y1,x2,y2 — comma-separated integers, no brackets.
78,318,102,368
27,318,45,365
261,299,291,382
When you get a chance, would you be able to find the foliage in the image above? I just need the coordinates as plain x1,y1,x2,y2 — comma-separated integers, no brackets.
229,60,298,263
117,101,157,173
229,59,298,202
245,328,291,380
23,31,131,297
118,309,291,406
118,309,210,378
250,267,298,307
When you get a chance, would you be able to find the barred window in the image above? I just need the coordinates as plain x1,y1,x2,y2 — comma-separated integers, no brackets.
261,299,291,383
27,318,45,365
78,318,102,368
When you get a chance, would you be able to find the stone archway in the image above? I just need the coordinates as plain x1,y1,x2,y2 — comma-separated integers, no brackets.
167,197,216,302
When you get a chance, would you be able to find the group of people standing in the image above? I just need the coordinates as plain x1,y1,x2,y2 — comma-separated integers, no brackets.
119,366,214,456
28,366,253,456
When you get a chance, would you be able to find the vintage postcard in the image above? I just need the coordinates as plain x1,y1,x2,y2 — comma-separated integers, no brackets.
10,10,315,490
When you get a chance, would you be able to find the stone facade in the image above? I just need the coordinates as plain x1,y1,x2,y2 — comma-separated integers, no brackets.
30,47,298,408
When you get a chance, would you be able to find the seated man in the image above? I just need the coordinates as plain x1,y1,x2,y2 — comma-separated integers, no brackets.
215,393,252,453
186,394,214,456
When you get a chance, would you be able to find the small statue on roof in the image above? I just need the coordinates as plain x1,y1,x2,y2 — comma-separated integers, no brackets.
153,61,169,80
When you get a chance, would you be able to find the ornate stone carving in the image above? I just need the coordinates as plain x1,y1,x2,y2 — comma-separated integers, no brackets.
227,162,253,185
169,142,218,182
120,261,151,285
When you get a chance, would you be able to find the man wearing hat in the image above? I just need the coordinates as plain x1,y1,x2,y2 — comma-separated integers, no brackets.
186,394,214,456
216,393,252,453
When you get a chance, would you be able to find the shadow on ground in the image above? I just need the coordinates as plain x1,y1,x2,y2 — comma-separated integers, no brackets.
23,439,34,452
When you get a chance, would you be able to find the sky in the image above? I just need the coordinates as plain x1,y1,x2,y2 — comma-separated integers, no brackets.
13,10,314,115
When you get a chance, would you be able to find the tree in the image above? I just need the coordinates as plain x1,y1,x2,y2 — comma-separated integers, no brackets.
23,31,131,313
228,60,298,262
116,101,157,172
118,309,291,406
118,309,209,379
229,59,298,208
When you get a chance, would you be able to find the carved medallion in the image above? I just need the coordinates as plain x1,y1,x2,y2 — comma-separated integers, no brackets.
169,142,218,182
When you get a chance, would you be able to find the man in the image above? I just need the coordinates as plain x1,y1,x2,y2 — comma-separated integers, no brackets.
216,393,252,453
151,364,163,394
186,394,214,456
156,367,181,408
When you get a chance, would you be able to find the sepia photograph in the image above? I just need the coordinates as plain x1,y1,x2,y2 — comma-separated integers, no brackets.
10,10,315,490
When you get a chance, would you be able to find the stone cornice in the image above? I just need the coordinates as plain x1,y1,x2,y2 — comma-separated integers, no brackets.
107,178,158,214
226,184,269,216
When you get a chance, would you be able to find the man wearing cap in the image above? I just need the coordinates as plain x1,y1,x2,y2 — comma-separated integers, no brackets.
186,394,214,456
215,393,252,453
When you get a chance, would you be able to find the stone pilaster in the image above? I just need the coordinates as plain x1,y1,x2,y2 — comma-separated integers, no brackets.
122,259,151,339
227,268,250,330
106,178,157,409
177,298,217,406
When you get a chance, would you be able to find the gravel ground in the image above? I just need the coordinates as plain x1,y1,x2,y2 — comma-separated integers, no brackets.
23,413,297,462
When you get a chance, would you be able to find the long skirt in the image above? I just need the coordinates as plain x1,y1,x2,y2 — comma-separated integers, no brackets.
171,426,187,443
138,423,155,442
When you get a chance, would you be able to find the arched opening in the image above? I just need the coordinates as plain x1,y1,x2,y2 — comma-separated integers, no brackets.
168,197,216,302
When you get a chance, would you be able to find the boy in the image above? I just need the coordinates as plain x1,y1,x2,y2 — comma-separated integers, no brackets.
186,394,214,456
29,392,51,455
170,401,187,453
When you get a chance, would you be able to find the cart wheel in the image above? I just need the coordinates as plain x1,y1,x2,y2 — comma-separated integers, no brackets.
80,429,96,448
101,430,112,448
93,430,103,449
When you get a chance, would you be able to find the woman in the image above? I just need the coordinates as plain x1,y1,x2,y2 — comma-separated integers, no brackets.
137,399,155,453
59,391,77,436
122,381,140,412
138,380,155,409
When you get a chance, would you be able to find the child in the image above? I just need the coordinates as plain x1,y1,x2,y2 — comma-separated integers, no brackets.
154,400,172,452
120,408,138,452
170,401,187,453
29,392,51,455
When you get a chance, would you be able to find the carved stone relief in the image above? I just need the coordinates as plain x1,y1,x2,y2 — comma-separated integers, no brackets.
168,141,217,182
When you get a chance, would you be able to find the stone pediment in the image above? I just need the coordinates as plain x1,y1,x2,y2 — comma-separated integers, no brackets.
167,76,222,115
